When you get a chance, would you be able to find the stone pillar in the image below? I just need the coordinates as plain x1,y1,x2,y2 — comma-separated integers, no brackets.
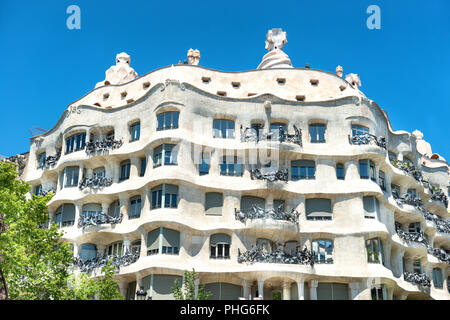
119,194,129,220
72,242,79,258
102,202,110,215
118,281,128,297
145,149,152,175
113,160,121,183
383,240,392,270
310,280,318,300
257,280,265,299
74,201,81,228
86,168,93,178
282,282,291,300
141,186,150,217
140,230,147,257
397,248,405,275
387,286,394,300
349,282,360,300
297,280,305,300
266,195,274,210
97,244,106,258
136,274,143,301
345,160,359,180
78,163,84,182
194,278,200,299
242,280,251,300
123,239,131,254
130,157,139,178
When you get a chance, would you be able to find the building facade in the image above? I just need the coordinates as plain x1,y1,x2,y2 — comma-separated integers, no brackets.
22,29,449,300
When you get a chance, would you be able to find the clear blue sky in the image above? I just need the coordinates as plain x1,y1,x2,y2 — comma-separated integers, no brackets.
0,0,448,159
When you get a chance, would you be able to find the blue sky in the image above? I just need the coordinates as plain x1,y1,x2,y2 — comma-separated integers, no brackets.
0,0,448,159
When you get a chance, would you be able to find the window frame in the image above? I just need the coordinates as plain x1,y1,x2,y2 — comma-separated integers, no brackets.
157,111,180,131
213,119,235,139
129,121,141,142
309,123,326,143
312,239,334,264
65,132,86,154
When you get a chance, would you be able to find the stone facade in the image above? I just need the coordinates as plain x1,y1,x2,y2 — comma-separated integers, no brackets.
23,30,449,300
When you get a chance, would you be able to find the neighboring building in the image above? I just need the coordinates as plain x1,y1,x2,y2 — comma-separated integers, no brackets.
23,29,449,300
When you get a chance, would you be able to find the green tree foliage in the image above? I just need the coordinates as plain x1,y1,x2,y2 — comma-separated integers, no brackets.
171,269,211,300
0,161,124,300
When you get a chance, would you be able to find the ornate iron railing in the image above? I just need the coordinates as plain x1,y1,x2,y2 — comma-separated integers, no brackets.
73,250,140,274
348,133,386,150
428,248,450,264
429,187,448,208
240,124,302,147
238,246,314,266
2,154,27,177
36,188,56,197
390,159,424,184
235,205,299,224
403,272,431,287
85,137,123,156
394,192,424,209
77,212,123,228
249,168,288,182
424,211,450,234
79,176,113,190
44,152,61,168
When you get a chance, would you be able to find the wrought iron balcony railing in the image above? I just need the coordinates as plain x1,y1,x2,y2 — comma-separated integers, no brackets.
429,187,449,208
77,212,123,228
36,188,56,197
44,152,61,168
428,248,450,264
403,271,431,287
393,192,424,209
238,246,314,266
423,211,450,234
348,133,386,150
390,159,424,184
85,137,123,156
73,250,140,274
235,205,300,224
79,176,113,190
395,225,429,247
249,168,288,182
240,125,302,147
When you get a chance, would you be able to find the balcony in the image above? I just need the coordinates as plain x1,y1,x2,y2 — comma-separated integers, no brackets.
77,212,123,228
403,271,431,287
429,187,449,208
240,124,302,147
234,205,300,224
395,225,429,248
237,246,314,266
43,152,61,168
79,176,113,190
428,247,450,264
73,250,140,274
390,159,423,184
393,192,424,211
423,211,450,235
348,133,386,150
36,187,56,197
249,168,288,182
85,137,123,156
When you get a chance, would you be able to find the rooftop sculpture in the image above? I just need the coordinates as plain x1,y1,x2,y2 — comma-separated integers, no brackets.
257,28,293,69
95,52,138,88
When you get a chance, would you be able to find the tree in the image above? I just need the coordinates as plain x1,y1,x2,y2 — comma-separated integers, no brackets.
67,260,124,300
171,269,211,300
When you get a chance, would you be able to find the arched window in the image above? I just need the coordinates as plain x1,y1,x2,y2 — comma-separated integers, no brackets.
146,227,180,256
82,203,102,220
363,196,379,219
433,268,443,288
54,204,75,228
240,196,265,212
64,166,79,187
379,170,386,190
270,122,287,141
153,144,178,167
65,132,86,154
80,243,97,261
309,123,326,143
129,196,142,219
306,198,332,220
205,192,223,216
157,111,179,131
366,238,384,264
93,166,105,177
120,160,131,181
108,200,121,218
351,124,369,137
359,159,375,181
131,240,141,254
220,155,243,176
213,119,234,139
129,121,140,142
312,239,333,264
107,241,123,257
150,184,178,209
210,233,231,259
37,152,46,169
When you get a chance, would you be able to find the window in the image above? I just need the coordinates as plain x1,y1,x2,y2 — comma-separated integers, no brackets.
388,151,397,161
366,238,384,264
82,203,102,220
130,240,141,254
336,163,344,180
129,122,140,142
312,239,333,264
391,184,400,198
305,198,332,220
408,222,422,233
407,188,417,198
309,124,326,143
140,157,146,177
151,184,178,209
291,160,315,180
108,200,121,218
210,233,231,259
241,196,265,212
107,242,123,257
120,160,131,181
80,244,97,261
359,159,375,180
274,199,285,212
205,192,223,216
147,227,180,256
269,122,286,141
351,124,369,137
199,152,210,175
65,132,86,154
413,260,422,274
64,166,79,187
153,144,178,168
93,167,105,178
129,196,142,219
433,268,443,288
363,196,379,219
220,156,243,176
38,152,46,168
379,170,386,190
256,238,274,254
34,185,42,196
213,119,235,139
371,285,387,300
157,111,179,131
54,204,75,228
284,241,298,256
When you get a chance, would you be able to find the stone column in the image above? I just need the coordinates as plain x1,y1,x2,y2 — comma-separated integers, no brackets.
140,229,147,257
118,281,128,297
86,168,93,178
242,280,251,300
194,278,200,299
74,201,81,228
145,149,152,175
97,244,106,258
113,159,121,183
72,242,79,258
102,202,110,215
383,240,392,270
266,194,274,210
349,282,360,300
135,274,143,301
257,280,265,299
282,282,291,300
130,156,139,178
119,194,129,221
141,186,150,217
387,286,394,300
345,160,359,180
297,280,305,300
123,239,131,254
78,163,84,182
310,280,318,300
